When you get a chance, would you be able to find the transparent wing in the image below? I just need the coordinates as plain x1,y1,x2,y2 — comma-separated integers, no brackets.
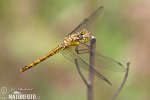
61,47,112,85
76,42,126,72
95,52,126,72
69,6,104,35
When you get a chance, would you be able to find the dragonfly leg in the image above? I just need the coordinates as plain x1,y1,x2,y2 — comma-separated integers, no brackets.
75,58,89,86
75,47,89,54
75,45,90,54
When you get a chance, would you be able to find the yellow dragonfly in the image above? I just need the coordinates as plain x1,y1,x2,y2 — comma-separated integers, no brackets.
19,6,125,85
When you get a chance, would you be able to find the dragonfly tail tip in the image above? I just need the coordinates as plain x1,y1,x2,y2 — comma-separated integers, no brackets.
19,69,23,73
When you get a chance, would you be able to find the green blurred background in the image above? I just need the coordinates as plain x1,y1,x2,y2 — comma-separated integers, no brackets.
0,0,150,100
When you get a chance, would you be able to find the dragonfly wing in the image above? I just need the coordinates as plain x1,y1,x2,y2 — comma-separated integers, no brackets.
76,42,126,72
60,48,76,63
61,47,112,85
95,52,126,72
69,6,104,35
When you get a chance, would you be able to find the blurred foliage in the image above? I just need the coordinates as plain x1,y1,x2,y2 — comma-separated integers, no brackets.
0,0,150,100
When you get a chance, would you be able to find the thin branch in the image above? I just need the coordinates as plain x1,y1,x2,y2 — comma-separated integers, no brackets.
75,59,89,86
75,36,96,100
87,36,96,100
111,62,130,100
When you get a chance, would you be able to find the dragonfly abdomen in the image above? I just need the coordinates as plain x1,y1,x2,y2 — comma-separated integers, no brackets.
19,45,64,72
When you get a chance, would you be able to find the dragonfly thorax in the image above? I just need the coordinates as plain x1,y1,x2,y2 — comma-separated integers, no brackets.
62,29,92,47
78,29,92,43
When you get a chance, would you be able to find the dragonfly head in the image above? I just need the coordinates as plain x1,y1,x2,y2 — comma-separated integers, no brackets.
78,29,92,42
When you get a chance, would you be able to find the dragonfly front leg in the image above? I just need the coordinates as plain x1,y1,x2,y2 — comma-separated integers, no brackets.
75,43,90,54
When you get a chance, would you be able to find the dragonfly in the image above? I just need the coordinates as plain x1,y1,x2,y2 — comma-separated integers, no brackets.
19,6,126,85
